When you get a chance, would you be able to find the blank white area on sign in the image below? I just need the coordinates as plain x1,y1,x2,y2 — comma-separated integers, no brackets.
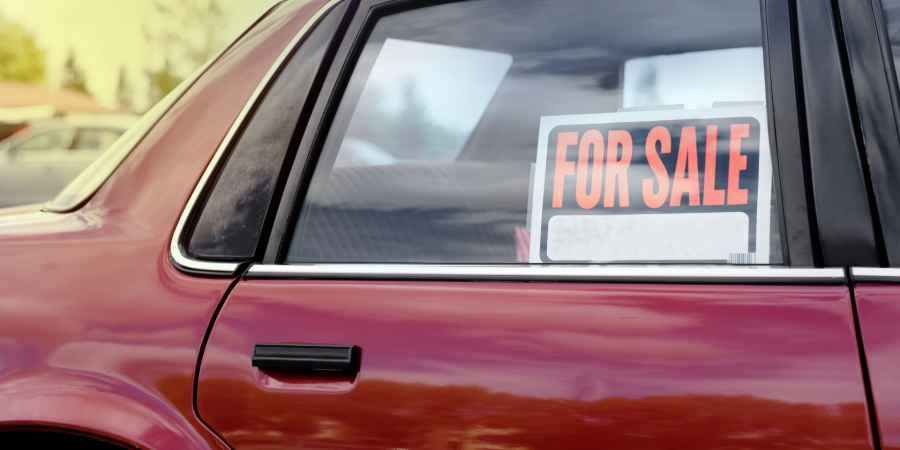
547,213,749,262
622,47,764,110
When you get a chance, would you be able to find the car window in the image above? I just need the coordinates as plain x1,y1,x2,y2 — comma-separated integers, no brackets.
12,129,76,152
185,4,347,260
334,39,513,166
72,129,123,150
287,0,783,265
881,0,900,86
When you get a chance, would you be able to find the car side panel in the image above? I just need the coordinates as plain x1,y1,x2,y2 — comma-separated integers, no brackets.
198,280,873,449
855,285,900,449
0,0,336,448
0,368,209,449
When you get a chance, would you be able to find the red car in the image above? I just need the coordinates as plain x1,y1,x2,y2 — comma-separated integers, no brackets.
4,0,900,448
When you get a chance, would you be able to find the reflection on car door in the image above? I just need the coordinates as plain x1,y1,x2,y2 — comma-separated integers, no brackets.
197,276,873,449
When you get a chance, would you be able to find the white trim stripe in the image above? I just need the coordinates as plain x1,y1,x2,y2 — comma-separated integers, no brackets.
246,264,846,284
851,267,900,282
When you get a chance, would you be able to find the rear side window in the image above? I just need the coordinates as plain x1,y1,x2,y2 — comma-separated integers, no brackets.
288,0,783,265
186,3,347,260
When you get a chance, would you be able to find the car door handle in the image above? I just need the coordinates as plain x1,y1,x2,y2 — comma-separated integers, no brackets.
252,343,358,371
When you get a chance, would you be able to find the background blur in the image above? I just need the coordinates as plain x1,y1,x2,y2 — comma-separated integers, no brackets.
0,0,280,112
0,0,280,207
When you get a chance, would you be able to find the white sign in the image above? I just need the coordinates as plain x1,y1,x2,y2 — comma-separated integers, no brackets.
529,106,772,264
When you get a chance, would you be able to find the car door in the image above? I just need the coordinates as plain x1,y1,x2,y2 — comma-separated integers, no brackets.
838,0,900,448
184,0,879,448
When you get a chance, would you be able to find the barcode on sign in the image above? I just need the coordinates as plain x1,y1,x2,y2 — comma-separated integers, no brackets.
728,253,756,264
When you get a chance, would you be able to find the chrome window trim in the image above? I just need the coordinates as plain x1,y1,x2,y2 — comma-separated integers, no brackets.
851,267,900,283
170,0,345,277
246,264,846,284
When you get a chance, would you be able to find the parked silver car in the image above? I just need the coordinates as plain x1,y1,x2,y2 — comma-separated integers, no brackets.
0,115,138,207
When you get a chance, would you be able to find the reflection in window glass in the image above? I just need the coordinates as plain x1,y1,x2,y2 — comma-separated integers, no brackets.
622,48,765,110
336,39,512,166
288,0,782,265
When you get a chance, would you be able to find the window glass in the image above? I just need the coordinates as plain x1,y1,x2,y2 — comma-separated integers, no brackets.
186,4,345,260
72,129,123,150
882,0,900,86
13,129,76,151
335,38,512,166
288,0,783,265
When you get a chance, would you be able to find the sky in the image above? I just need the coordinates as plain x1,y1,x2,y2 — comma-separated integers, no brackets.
0,0,281,111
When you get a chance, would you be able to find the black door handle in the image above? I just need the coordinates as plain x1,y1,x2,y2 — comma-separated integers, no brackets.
252,343,358,371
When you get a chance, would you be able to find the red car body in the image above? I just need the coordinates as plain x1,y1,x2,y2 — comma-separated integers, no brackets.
0,1,330,447
0,0,899,449
198,281,870,449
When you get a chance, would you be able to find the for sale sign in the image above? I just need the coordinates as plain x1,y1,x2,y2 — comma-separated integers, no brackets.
529,106,772,264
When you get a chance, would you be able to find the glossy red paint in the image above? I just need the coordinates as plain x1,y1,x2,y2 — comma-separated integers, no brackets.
198,280,873,449
0,0,335,447
855,285,900,449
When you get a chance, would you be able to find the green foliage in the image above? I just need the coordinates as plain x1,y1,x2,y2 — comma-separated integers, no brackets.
151,0,224,68
61,49,88,94
144,0,225,106
115,65,135,111
147,59,184,106
0,12,46,83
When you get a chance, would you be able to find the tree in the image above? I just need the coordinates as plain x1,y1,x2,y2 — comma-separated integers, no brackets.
61,49,88,94
147,59,183,107
152,0,225,68
115,65,135,111
144,0,226,106
0,12,46,83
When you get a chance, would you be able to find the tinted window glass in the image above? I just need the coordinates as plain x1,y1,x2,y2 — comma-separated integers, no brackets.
187,4,346,260
288,0,783,264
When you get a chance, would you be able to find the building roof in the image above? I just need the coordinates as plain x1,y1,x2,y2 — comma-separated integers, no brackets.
0,80,119,114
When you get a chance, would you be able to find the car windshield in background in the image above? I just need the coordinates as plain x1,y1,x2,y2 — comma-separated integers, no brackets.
0,116,137,208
